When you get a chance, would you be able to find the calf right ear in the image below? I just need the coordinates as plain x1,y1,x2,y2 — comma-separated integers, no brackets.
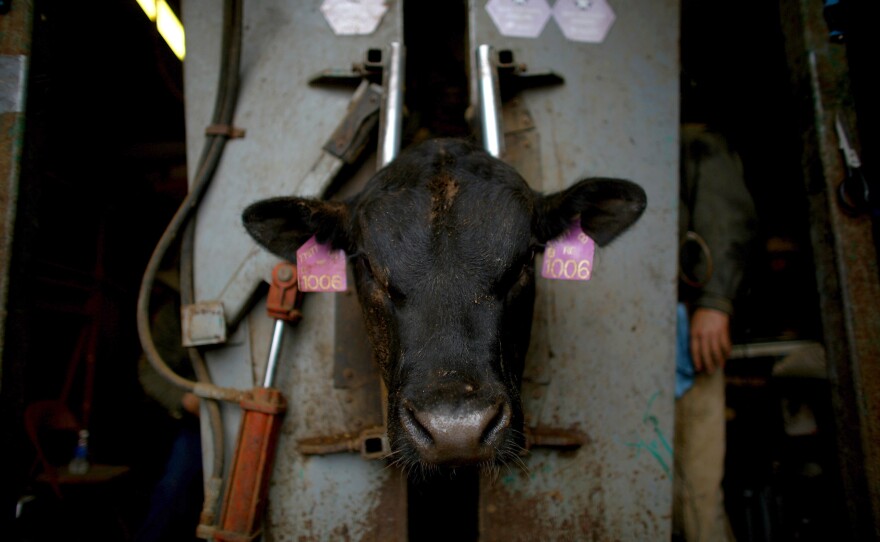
537,178,647,247
242,197,351,262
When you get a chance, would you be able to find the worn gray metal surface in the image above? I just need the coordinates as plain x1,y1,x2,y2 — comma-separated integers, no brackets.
185,0,676,539
469,1,678,539
183,1,406,539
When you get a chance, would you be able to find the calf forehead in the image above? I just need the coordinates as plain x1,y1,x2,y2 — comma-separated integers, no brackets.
353,142,535,281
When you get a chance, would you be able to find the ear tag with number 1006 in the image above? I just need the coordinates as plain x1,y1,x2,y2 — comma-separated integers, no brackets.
541,221,595,281
296,235,347,292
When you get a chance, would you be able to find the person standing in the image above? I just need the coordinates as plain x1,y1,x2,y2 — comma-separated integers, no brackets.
674,123,758,541
135,269,203,542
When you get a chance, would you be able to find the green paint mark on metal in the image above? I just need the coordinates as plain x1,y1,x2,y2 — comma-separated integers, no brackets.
624,390,673,478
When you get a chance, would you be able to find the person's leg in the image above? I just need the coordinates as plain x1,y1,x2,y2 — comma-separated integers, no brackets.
674,369,735,541
135,423,203,542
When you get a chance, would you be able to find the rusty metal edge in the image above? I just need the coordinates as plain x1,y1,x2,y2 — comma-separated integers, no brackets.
0,0,34,393
779,0,880,538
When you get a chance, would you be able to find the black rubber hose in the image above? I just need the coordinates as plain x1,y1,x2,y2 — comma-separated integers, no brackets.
136,0,244,480
136,0,243,395
177,0,245,479
179,221,226,477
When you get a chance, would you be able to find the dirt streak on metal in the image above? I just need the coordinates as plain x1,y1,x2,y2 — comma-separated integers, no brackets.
481,457,616,542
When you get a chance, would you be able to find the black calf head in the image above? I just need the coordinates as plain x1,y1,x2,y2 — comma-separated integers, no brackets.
243,139,646,472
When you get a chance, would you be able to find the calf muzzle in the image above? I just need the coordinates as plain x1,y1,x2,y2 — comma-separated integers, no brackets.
398,382,512,466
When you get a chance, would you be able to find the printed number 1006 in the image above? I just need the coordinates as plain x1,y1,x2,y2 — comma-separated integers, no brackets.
542,257,592,280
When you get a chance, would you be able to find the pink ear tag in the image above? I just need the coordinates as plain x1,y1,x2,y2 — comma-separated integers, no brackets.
541,221,595,281
296,235,347,292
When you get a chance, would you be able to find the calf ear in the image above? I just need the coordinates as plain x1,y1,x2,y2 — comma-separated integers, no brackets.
538,178,647,247
242,197,351,262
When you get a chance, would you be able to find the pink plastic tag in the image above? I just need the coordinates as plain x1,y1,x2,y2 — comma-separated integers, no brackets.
296,235,347,292
541,221,595,281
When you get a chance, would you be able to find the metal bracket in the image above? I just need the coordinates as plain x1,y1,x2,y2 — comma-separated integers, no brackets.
298,426,390,460
296,425,587,461
524,425,589,451
308,48,385,88
316,45,405,164
205,123,246,139
322,80,383,164
476,46,565,158
495,49,565,101
181,301,227,347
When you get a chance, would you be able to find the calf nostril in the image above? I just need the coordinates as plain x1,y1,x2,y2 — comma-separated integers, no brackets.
400,401,433,447
481,401,511,446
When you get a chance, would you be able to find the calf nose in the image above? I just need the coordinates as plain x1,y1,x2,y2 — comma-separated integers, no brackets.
401,398,511,465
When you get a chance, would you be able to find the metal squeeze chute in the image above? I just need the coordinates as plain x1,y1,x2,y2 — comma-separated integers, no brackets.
152,1,677,539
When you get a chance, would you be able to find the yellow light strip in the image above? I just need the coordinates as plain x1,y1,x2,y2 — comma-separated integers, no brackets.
136,0,157,21
156,1,186,60
137,0,185,61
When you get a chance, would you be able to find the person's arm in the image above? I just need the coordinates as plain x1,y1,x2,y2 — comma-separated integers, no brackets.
684,128,757,374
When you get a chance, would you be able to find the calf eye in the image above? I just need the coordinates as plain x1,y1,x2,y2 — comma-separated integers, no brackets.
356,255,405,303
495,250,536,296
355,254,375,279
386,282,406,303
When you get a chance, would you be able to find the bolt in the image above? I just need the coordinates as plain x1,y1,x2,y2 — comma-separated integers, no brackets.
276,265,293,282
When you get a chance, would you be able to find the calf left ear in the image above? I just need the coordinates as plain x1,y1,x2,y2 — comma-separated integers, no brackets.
242,197,351,262
537,178,647,247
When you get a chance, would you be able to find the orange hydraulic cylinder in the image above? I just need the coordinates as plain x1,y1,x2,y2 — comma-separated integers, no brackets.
213,387,286,542
212,262,300,541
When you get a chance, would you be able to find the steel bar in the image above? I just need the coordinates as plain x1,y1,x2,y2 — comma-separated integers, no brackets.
476,44,504,158
378,42,405,167
262,319,285,388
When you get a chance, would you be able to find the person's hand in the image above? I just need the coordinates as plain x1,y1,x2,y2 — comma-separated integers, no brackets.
689,308,731,374
182,392,201,417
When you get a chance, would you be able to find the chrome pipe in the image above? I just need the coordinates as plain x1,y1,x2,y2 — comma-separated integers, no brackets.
378,42,406,167
476,44,504,158
262,319,285,388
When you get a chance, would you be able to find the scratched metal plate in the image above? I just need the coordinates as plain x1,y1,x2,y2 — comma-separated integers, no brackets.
182,1,406,540
471,0,679,539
